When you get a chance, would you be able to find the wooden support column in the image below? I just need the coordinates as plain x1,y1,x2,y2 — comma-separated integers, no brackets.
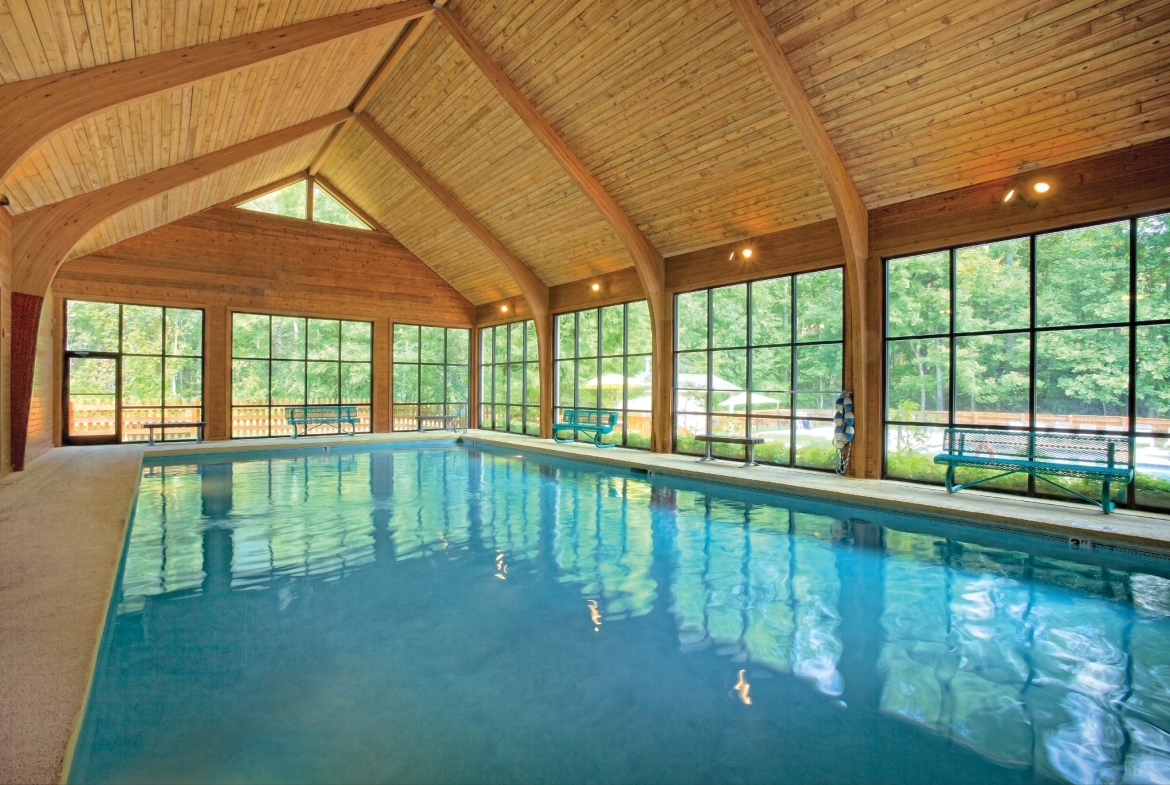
374,317,391,433
434,6,671,452
469,326,481,431
728,0,870,475
355,113,553,437
204,305,229,440
0,0,431,186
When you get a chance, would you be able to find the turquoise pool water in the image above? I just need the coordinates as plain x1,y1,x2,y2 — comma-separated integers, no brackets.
69,444,1170,784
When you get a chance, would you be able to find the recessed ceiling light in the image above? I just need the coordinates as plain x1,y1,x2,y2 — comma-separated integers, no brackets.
591,283,600,291
742,248,753,259
500,305,509,313
1034,182,1050,193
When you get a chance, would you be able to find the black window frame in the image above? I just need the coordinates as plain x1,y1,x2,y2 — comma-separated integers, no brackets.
391,323,471,431
478,320,540,436
881,209,1170,512
672,267,846,469
62,299,205,445
554,299,653,450
229,312,374,438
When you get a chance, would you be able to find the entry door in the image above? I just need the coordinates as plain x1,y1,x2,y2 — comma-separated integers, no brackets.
66,354,120,444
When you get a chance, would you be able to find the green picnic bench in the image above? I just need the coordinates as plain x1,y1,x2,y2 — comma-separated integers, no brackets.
933,428,1134,513
285,405,359,438
553,409,618,448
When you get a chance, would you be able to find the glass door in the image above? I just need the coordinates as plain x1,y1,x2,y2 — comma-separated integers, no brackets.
66,354,119,444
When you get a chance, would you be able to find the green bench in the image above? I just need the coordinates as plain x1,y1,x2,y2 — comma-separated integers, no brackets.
285,405,359,438
553,409,618,448
933,428,1134,513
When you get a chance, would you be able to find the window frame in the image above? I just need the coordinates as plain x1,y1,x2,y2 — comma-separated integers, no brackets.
881,209,1170,512
478,320,540,436
62,299,206,444
229,311,374,438
553,299,653,450
672,267,846,469
391,323,471,431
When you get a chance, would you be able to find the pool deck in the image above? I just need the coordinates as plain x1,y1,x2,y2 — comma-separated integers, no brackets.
1,429,1167,783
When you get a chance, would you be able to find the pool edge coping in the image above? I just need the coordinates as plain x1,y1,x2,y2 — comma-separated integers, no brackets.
458,431,1170,558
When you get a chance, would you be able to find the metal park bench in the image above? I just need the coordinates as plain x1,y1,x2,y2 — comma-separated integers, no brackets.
933,428,1134,513
285,405,359,438
553,409,618,448
417,407,467,433
695,434,765,468
144,421,206,445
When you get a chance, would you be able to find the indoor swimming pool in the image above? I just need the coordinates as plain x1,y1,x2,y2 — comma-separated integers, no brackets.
68,444,1170,784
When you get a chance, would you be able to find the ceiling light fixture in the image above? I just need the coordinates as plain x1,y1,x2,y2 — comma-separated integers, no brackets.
500,305,509,313
591,283,601,292
1003,188,1037,209
1034,182,1050,193
729,247,754,261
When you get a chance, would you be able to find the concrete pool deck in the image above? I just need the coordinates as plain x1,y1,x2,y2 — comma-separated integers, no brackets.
1,429,1167,783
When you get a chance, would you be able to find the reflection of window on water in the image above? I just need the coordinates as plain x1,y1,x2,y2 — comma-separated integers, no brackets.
668,497,844,697
552,473,656,619
880,529,1170,782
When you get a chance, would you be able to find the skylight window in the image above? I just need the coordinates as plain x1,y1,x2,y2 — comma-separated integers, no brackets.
237,177,371,230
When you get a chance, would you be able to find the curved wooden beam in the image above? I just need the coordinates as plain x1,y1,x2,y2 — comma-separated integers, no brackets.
355,112,555,436
0,0,431,186
728,0,870,474
6,109,350,472
433,6,673,452
13,109,351,297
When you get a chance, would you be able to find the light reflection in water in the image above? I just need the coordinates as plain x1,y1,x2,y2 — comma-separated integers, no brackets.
111,448,1170,785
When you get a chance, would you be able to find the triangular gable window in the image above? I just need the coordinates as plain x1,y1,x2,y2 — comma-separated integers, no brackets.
240,180,307,219
237,177,371,230
312,182,370,230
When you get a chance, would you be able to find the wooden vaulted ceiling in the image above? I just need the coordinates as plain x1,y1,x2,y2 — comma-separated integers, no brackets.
3,0,1169,305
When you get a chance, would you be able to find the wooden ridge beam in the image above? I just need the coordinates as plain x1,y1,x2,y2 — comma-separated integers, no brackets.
355,112,554,437
309,0,446,176
728,0,870,475
0,0,431,186
433,5,673,452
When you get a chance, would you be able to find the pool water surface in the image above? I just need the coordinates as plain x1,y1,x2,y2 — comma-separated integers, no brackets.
68,444,1170,784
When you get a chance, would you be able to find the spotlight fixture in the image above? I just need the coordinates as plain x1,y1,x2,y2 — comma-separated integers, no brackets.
1034,181,1050,194
500,305,509,313
1003,188,1037,209
729,247,754,261
591,283,601,292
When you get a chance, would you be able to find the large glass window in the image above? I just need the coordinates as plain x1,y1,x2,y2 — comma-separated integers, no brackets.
674,269,844,468
64,300,203,443
884,212,1170,512
555,301,653,449
392,324,470,431
479,320,540,435
238,177,371,230
231,313,372,437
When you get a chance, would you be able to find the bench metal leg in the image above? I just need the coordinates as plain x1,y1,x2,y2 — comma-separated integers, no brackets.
1102,479,1114,514
196,426,203,444
148,429,156,446
698,441,714,463
742,442,757,468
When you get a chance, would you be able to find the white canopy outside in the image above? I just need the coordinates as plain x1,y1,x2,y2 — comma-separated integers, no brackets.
717,391,782,410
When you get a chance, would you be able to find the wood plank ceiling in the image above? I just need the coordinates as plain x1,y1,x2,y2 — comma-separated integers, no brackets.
3,0,1169,305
